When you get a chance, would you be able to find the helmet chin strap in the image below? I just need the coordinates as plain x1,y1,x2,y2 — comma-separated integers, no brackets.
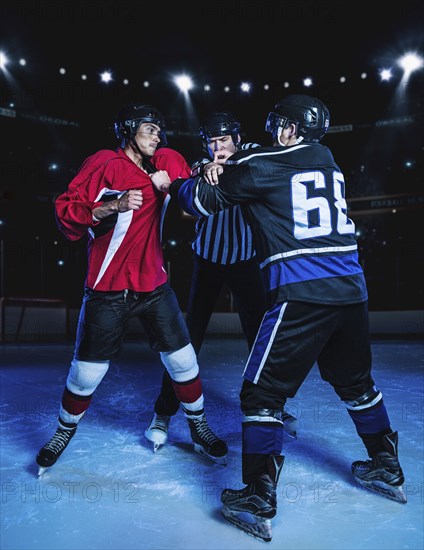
129,135,157,174
277,128,286,147
232,134,241,150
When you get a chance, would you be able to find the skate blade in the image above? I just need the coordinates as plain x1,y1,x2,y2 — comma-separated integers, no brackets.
354,477,407,503
282,412,297,439
145,432,167,452
152,442,164,453
221,506,272,542
37,466,49,477
194,444,227,466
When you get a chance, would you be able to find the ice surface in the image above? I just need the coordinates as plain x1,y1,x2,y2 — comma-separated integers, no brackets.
1,338,423,549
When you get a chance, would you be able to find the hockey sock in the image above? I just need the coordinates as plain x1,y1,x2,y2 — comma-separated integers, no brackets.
242,410,284,484
160,344,204,417
345,389,392,457
56,358,109,425
59,387,92,425
173,374,204,418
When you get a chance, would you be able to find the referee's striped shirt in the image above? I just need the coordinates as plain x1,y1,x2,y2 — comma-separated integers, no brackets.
190,143,260,265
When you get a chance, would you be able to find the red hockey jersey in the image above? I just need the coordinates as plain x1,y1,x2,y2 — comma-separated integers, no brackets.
55,147,190,292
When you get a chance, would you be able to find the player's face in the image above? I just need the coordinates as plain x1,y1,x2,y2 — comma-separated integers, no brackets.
134,122,162,156
206,134,238,160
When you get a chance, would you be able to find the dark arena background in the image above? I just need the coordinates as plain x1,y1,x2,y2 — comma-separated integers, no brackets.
1,3,423,329
1,69,423,320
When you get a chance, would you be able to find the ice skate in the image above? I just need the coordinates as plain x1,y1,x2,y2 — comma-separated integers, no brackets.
36,425,77,476
282,410,297,439
351,431,407,503
144,413,170,452
187,415,228,465
221,455,284,542
221,506,273,542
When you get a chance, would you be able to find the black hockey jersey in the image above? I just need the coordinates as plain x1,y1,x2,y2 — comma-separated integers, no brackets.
170,143,368,305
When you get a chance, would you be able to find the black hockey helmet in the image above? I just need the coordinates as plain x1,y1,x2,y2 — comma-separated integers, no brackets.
199,112,241,143
265,94,330,143
114,103,167,147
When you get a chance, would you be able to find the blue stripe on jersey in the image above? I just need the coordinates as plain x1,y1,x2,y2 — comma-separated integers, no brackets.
242,423,284,455
265,252,364,290
243,303,287,383
177,178,198,217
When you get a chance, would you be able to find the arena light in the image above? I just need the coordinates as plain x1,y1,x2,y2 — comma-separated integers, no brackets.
0,52,9,70
379,68,392,81
240,82,251,93
398,52,423,78
174,74,193,93
100,71,113,83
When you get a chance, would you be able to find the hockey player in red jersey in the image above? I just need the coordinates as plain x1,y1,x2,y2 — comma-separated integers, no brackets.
36,103,227,475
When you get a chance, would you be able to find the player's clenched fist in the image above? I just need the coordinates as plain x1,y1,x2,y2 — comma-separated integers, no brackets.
118,189,143,212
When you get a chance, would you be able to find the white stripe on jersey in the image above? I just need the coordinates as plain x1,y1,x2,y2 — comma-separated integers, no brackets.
260,244,358,268
226,143,310,166
93,210,133,289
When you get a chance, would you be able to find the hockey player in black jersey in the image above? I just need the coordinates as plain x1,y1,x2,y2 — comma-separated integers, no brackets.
150,95,406,541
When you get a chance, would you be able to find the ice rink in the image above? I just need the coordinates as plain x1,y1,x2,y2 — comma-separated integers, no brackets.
1,337,423,550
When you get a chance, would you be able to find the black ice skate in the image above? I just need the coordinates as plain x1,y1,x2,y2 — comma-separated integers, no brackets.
187,415,228,465
221,455,284,542
351,431,407,503
36,425,77,476
144,413,171,452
